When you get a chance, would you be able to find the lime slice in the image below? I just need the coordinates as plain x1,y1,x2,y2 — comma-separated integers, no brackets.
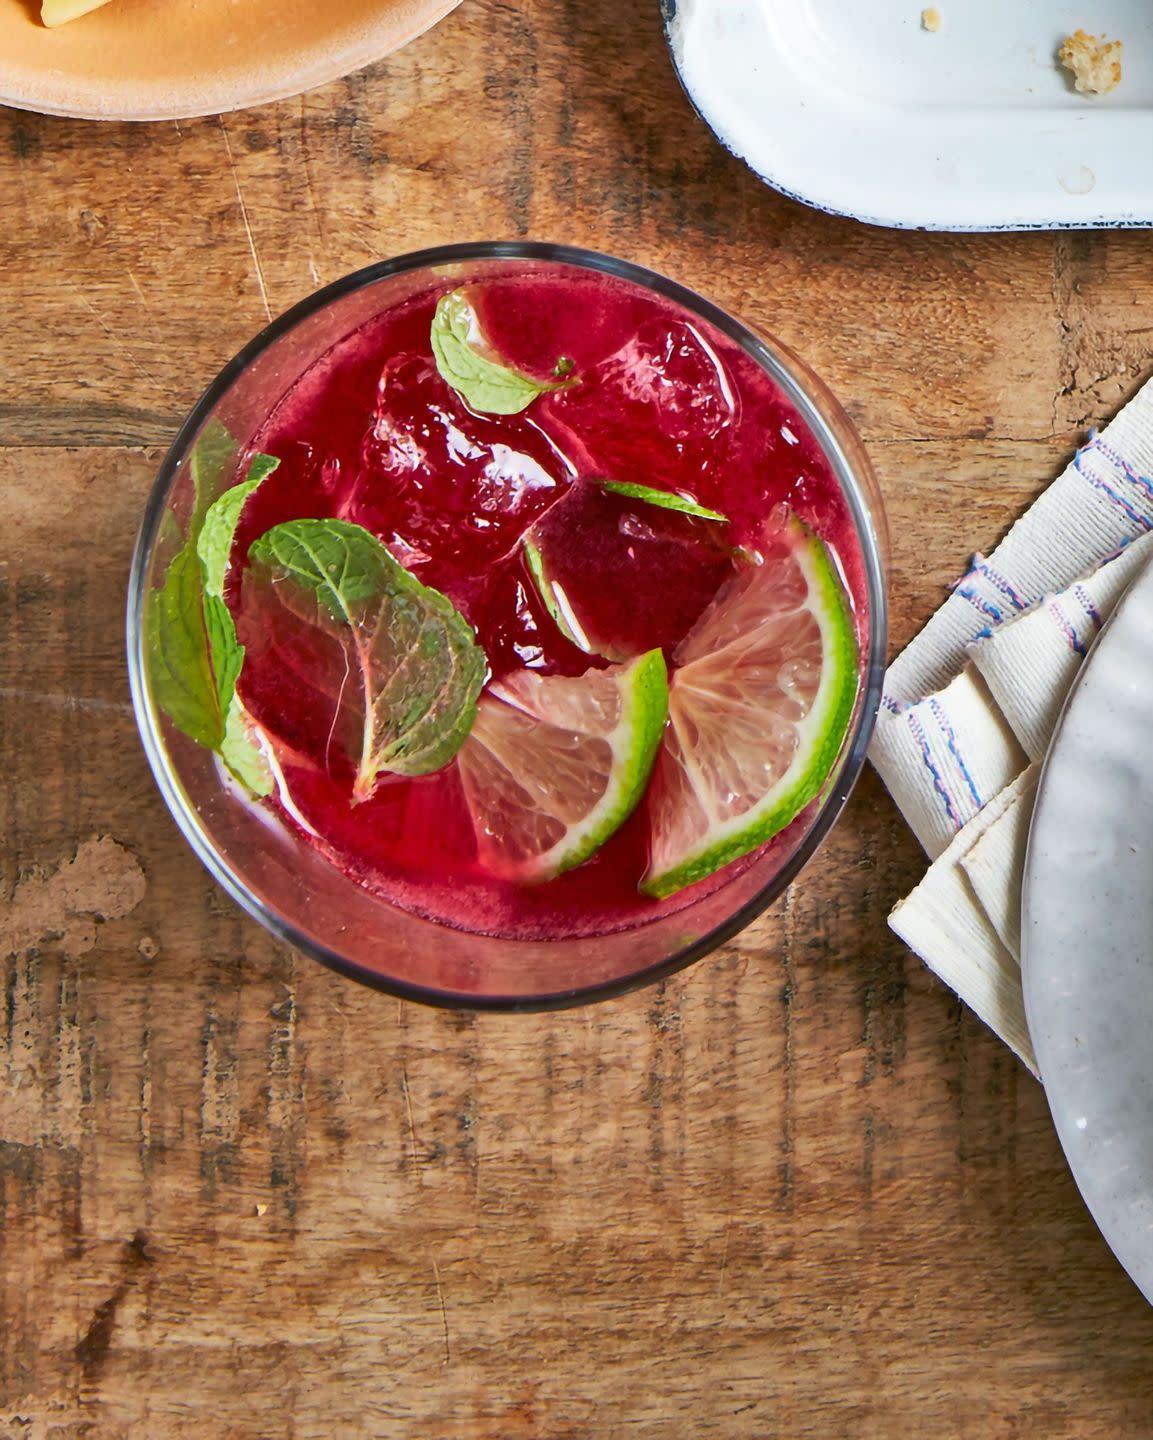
600,479,727,522
641,513,858,899
458,650,668,881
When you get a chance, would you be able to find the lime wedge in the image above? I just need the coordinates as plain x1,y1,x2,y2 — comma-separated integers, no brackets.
458,650,668,881
600,479,727,522
641,513,858,899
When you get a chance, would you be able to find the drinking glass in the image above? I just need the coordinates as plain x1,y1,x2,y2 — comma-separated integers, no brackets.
127,241,887,1009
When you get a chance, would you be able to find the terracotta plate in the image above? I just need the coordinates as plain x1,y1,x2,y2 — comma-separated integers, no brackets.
0,0,461,121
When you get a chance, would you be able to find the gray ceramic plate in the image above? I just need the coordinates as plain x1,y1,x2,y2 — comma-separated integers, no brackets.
1023,555,1153,1304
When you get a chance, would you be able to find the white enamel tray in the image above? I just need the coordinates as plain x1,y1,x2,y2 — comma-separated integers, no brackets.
665,0,1153,230
1023,557,1153,1304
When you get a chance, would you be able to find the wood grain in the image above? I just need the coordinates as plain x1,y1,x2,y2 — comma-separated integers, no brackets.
3,0,1153,1435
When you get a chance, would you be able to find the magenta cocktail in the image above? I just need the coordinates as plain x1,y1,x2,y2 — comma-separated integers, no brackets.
130,245,885,1005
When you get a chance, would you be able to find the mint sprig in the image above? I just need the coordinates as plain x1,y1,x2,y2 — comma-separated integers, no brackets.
146,426,279,794
248,519,488,801
430,288,576,416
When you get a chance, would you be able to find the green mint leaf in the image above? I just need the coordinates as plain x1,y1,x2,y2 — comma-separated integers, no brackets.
147,436,279,793
202,592,244,710
146,422,244,748
430,288,575,416
220,697,273,797
147,543,223,749
197,458,279,599
599,479,728,522
197,453,279,790
248,518,488,800
188,418,239,529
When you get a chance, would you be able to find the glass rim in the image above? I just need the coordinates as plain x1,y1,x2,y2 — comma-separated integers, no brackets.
126,239,888,1012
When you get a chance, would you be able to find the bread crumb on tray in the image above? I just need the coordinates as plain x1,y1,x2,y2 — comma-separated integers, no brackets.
1059,29,1123,95
921,8,941,33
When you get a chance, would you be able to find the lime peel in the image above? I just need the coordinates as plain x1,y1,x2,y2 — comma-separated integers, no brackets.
600,479,727,522
522,536,595,654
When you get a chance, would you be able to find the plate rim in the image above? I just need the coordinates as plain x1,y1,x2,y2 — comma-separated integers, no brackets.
1022,554,1153,1305
0,0,461,121
661,0,1153,233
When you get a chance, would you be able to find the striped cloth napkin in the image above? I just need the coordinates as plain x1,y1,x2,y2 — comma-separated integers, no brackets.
871,376,1153,1072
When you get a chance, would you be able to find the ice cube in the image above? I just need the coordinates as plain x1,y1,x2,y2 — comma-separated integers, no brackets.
542,318,738,496
525,481,733,662
346,353,575,594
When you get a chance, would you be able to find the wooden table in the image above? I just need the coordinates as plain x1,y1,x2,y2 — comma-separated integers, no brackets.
3,2,1153,1435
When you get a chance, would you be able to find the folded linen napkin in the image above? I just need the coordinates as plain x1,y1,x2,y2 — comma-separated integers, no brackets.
873,376,1153,1066
969,531,1153,763
889,770,1039,1071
